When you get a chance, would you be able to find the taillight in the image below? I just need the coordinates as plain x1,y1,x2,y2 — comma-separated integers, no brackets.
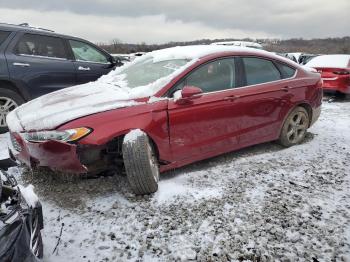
333,71,350,75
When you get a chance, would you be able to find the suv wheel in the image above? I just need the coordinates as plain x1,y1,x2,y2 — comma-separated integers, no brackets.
0,88,25,133
122,130,159,195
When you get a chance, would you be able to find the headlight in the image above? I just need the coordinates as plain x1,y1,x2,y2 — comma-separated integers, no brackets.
21,127,92,143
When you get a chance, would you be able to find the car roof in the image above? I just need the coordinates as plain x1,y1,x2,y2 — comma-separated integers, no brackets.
144,45,298,67
0,23,85,41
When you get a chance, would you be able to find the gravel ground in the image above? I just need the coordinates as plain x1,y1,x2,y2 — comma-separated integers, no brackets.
5,98,350,262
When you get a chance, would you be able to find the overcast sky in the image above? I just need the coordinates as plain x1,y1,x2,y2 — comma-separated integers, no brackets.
0,0,349,44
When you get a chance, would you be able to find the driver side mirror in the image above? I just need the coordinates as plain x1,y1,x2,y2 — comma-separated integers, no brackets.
109,56,123,68
174,86,203,105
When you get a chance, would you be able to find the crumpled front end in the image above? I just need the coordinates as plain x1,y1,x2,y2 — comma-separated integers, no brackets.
8,132,87,174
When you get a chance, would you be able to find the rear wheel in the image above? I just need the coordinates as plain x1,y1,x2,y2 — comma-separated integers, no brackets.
0,88,25,133
278,106,309,147
122,130,159,195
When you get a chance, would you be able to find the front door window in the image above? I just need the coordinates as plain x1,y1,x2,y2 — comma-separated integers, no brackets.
69,40,108,63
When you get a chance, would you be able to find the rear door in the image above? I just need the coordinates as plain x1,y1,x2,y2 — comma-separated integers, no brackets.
233,56,299,147
67,39,114,84
0,30,13,80
5,32,76,98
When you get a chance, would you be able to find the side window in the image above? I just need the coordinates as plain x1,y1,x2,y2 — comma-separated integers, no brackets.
243,57,281,85
186,58,236,93
0,31,11,45
276,62,296,78
69,40,108,63
15,34,68,59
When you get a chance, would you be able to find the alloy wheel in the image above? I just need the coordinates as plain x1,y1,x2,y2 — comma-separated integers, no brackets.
0,97,18,127
286,111,308,144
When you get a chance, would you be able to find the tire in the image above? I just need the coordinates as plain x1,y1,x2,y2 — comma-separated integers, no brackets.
31,208,44,259
278,106,309,147
122,130,159,195
0,88,25,133
34,232,44,259
0,173,2,202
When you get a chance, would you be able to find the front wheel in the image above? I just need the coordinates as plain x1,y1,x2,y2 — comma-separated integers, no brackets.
0,88,25,133
278,106,309,147
122,130,159,195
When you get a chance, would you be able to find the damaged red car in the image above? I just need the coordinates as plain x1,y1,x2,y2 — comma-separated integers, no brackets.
7,45,322,195
306,54,350,94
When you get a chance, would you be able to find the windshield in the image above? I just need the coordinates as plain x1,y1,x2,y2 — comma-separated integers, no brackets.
117,58,189,88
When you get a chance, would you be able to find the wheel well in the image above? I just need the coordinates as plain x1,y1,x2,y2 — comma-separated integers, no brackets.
297,103,313,127
0,80,28,101
147,136,160,161
105,131,161,164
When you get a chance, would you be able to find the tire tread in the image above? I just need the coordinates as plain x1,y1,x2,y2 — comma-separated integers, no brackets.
122,133,159,195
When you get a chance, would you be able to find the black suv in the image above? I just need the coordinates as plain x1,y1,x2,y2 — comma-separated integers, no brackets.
0,23,118,132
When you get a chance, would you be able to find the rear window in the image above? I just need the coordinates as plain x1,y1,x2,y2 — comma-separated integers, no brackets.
243,57,281,85
15,33,68,59
276,62,296,78
0,30,11,45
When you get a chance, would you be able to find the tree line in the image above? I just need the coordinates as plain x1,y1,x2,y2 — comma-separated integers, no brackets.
97,37,350,55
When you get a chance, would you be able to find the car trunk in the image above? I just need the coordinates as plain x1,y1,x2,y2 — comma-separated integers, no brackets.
315,67,350,89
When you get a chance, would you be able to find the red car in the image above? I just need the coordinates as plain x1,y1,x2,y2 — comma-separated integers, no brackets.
306,54,350,94
7,46,322,195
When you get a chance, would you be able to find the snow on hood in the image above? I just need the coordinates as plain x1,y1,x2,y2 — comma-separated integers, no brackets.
306,55,350,69
7,45,269,132
6,82,142,132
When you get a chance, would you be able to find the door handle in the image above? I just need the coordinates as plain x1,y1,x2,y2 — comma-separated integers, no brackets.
13,62,30,67
282,86,290,92
224,95,239,102
78,66,91,71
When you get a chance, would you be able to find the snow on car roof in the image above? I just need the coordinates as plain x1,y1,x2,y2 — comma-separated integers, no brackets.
210,41,263,49
306,54,350,68
147,44,266,62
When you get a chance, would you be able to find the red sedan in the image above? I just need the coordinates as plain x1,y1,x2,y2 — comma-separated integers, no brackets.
306,54,350,94
7,46,322,194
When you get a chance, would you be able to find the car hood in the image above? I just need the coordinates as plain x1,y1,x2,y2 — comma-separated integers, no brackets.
6,82,142,132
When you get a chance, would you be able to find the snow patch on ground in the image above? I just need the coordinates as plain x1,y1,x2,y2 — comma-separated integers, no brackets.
155,173,222,204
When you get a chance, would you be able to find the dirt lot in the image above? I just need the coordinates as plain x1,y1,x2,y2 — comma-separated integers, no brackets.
5,97,350,261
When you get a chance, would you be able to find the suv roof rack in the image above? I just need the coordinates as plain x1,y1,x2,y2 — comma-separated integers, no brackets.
18,22,55,32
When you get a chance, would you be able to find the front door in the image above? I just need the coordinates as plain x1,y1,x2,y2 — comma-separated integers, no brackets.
68,39,114,84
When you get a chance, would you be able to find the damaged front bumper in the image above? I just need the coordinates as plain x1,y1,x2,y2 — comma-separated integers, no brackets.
8,133,87,174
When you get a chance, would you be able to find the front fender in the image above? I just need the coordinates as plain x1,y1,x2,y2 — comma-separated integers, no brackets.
58,100,172,162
